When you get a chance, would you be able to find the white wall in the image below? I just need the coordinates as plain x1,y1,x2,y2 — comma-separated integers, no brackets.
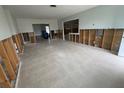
4,7,18,35
0,6,12,41
114,6,124,28
60,6,124,30
33,24,42,36
16,18,58,33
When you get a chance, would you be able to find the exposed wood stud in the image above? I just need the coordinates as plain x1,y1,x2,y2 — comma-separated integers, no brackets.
95,29,104,48
84,29,89,45
102,29,114,50
0,41,15,80
29,32,36,43
83,29,85,44
13,35,21,53
88,29,90,45
79,28,124,55
0,58,12,88
3,38,17,71
111,29,124,54
89,29,96,46
80,30,84,43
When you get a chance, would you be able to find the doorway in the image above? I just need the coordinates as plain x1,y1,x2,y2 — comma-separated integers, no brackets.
32,24,50,42
64,19,79,40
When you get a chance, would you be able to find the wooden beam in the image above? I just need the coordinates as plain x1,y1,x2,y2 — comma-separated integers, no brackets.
88,29,90,45
19,33,24,46
22,33,30,42
84,29,89,45
29,32,36,43
8,38,20,65
0,57,12,88
0,41,15,80
76,35,79,43
2,38,17,71
95,29,104,48
83,29,85,44
111,29,124,54
102,29,114,50
13,35,22,53
3,38,19,71
80,30,84,43
17,34,23,53
89,29,96,46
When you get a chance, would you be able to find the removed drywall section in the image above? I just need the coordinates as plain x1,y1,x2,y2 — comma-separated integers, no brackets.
16,18,58,33
4,8,18,35
0,6,12,41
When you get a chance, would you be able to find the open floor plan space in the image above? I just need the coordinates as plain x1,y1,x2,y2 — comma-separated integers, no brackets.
1,5,124,88
18,40,124,88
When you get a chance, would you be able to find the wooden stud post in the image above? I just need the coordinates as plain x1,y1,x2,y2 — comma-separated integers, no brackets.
0,57,12,88
14,35,22,53
80,30,84,43
29,32,36,43
17,34,23,53
0,41,15,80
111,29,124,54
83,29,85,44
3,38,19,72
88,29,90,45
84,29,89,45
102,29,114,50
89,29,96,46
8,38,20,65
18,33,24,46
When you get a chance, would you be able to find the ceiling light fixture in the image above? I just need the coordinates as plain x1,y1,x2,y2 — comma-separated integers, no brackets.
50,5,56,7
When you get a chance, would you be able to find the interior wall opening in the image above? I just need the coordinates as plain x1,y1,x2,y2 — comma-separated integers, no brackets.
32,24,50,43
64,19,79,40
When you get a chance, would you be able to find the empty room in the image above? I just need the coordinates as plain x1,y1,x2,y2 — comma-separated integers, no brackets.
1,5,124,88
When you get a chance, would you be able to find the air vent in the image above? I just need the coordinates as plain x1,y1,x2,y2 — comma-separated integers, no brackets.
50,5,56,7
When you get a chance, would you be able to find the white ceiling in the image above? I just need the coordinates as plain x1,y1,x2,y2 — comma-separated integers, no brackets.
5,5,97,19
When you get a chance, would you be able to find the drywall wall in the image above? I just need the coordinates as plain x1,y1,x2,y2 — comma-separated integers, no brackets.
33,24,42,36
0,6,12,41
114,6,124,28
60,6,121,30
4,7,18,35
16,18,58,33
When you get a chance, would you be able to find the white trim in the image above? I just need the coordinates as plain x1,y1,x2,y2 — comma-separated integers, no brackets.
62,21,65,40
15,61,22,88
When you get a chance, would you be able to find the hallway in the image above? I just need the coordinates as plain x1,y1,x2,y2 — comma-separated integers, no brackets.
18,40,124,88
